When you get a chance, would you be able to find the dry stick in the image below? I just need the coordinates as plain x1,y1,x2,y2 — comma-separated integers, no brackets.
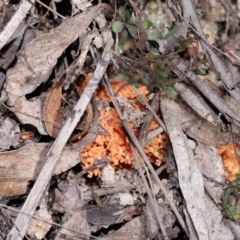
132,86,167,133
0,0,35,50
183,0,234,90
155,0,190,54
7,39,113,240
121,119,189,237
130,143,169,240
103,77,189,237
36,0,67,20
169,58,240,129
170,0,235,91
167,2,240,121
138,91,160,146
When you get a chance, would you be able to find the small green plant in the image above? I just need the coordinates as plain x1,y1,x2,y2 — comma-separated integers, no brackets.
112,6,138,53
219,176,240,224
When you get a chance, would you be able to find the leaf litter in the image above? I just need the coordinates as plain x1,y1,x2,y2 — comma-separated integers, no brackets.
1,0,240,240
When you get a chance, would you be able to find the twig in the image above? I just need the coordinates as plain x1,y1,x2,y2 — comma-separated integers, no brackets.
36,0,67,20
0,204,101,240
130,143,169,240
168,57,240,129
0,0,35,50
132,86,167,133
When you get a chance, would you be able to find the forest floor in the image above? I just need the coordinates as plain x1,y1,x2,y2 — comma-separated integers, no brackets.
1,0,240,239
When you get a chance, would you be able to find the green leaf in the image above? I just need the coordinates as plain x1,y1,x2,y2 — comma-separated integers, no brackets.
226,204,236,216
147,31,157,40
116,73,129,81
142,20,152,30
112,21,124,33
119,7,126,19
125,8,132,23
166,86,178,100
125,23,138,38
118,35,134,52
234,214,240,220
163,23,181,39
196,67,208,75
237,178,240,185
196,8,203,18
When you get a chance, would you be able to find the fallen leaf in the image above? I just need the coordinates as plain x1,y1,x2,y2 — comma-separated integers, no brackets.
43,75,65,138
0,143,80,196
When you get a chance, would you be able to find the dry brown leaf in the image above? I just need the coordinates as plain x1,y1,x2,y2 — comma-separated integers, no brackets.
0,143,80,196
4,4,112,134
43,75,65,138
5,4,112,104
27,208,52,240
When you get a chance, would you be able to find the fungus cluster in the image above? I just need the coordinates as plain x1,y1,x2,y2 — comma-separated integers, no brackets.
80,80,168,177
218,144,240,181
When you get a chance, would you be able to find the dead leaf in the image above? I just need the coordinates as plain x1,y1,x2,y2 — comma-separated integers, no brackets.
5,4,113,134
27,208,52,240
53,178,91,240
104,216,146,240
43,75,65,138
6,4,112,103
0,116,20,151
0,143,80,196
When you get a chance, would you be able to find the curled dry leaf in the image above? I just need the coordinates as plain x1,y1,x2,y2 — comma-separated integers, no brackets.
43,75,65,138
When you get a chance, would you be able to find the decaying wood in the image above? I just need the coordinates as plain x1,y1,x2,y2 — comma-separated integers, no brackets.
7,39,113,240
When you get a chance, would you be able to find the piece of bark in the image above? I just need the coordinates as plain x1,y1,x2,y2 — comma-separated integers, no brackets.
161,97,209,240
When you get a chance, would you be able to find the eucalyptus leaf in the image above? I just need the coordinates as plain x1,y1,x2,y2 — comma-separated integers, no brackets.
125,23,138,38
125,8,132,23
163,23,181,40
119,6,126,19
142,20,152,30
147,31,157,40
112,21,124,33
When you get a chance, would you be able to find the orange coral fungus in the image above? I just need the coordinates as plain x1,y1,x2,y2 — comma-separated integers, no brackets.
218,144,240,181
80,80,168,177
